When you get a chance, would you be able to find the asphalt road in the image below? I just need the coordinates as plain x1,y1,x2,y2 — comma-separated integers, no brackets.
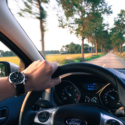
87,52,125,69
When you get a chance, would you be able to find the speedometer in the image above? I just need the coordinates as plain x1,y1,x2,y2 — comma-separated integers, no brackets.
54,80,81,104
62,85,80,104
100,85,122,109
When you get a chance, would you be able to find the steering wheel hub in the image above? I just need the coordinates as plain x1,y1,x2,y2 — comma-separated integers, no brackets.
66,118,87,125
53,104,100,125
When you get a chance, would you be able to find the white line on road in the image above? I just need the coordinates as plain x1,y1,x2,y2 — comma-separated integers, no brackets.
103,64,105,67
107,58,108,61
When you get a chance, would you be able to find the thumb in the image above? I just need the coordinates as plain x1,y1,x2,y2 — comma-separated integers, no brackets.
51,76,61,87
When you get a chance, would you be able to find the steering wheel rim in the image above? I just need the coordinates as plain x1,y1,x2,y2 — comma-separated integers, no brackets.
19,63,124,125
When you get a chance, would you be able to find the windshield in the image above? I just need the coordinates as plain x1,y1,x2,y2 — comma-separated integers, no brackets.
8,0,125,69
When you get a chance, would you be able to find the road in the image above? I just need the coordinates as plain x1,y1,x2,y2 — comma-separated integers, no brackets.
87,52,125,68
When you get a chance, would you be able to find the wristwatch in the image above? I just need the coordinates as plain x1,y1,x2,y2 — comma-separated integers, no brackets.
8,72,27,96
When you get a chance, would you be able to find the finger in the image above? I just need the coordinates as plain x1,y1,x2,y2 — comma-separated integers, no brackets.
50,62,59,74
36,60,44,67
33,60,41,64
29,60,42,68
50,76,61,87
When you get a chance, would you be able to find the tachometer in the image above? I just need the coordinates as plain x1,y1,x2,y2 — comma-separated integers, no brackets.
100,85,122,109
62,85,80,104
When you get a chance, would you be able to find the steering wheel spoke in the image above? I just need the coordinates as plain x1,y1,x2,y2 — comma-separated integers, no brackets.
34,108,58,125
100,113,124,125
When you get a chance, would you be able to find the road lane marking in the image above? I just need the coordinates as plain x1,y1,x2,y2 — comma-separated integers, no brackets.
103,64,105,67
107,58,108,61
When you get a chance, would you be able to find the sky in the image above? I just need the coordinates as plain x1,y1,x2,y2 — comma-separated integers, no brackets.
1,0,125,51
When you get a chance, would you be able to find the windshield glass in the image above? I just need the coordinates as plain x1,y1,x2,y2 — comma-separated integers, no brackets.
8,0,125,69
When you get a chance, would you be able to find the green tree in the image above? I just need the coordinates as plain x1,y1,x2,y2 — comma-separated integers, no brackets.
1,51,16,57
60,42,90,54
110,28,124,54
100,30,110,53
110,10,125,54
85,12,105,56
60,45,69,54
56,0,112,59
17,0,49,56
0,50,4,57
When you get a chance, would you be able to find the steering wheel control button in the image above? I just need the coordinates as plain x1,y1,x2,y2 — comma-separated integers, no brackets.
38,112,49,122
106,120,120,125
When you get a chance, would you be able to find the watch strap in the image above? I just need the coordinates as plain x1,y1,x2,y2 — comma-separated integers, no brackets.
16,84,25,96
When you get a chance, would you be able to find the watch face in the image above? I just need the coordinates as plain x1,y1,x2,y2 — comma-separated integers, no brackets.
10,72,24,84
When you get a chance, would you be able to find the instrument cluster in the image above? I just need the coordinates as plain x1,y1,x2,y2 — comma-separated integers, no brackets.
54,80,122,110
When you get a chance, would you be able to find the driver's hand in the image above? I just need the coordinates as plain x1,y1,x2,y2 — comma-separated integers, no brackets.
23,60,61,92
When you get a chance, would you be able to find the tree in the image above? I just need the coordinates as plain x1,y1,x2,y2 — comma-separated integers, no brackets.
110,28,124,54
0,50,16,57
99,30,110,53
60,42,90,54
0,50,4,57
17,0,49,56
110,10,125,54
45,50,60,54
85,12,105,56
60,45,69,54
56,0,112,59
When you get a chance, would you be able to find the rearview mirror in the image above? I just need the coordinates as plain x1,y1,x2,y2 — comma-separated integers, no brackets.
0,62,19,77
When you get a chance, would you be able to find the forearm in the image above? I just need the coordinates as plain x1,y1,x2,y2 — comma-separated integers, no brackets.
0,76,32,102
0,61,60,102
0,77,16,102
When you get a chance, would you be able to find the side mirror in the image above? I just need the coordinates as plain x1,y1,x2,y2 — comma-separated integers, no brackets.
0,63,6,77
0,62,19,77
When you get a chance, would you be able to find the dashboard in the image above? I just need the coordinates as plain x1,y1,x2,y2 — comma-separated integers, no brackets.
54,73,122,110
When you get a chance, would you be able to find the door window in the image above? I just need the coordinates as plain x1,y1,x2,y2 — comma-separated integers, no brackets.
0,41,20,66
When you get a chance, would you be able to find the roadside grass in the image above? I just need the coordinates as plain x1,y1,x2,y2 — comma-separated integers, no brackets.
46,53,101,64
55,53,106,65
0,53,105,66
0,56,20,65
115,53,125,61
85,54,106,61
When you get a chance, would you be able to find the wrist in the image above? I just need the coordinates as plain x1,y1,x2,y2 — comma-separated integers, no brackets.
24,73,33,93
5,77,16,97
0,77,16,101
6,77,16,95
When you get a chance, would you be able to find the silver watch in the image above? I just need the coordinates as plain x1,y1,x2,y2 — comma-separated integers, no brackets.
9,72,27,96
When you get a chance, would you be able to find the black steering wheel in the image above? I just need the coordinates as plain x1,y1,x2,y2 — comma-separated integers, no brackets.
19,63,125,125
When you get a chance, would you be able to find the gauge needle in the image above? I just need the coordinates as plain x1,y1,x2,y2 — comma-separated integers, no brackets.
64,89,71,96
93,99,97,103
106,93,115,100
85,98,87,102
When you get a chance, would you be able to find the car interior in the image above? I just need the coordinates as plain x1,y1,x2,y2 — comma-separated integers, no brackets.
1,0,125,125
